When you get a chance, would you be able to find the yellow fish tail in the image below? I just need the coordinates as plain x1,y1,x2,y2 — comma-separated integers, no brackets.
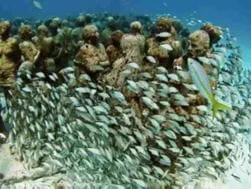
212,96,231,117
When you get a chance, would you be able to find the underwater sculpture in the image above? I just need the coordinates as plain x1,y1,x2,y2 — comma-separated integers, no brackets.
0,21,21,142
106,30,124,63
0,21,20,88
33,25,56,73
75,24,110,79
48,17,62,36
19,41,39,64
187,30,210,58
120,21,145,64
18,24,34,41
146,17,183,70
102,20,145,87
17,24,41,74
0,13,249,189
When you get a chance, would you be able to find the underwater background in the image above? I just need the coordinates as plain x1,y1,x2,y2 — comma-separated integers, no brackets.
0,0,250,68
1,1,251,188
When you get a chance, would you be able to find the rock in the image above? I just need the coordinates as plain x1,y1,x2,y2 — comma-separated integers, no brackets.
219,71,232,85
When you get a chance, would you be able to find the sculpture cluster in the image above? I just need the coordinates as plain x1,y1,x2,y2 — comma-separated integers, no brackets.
0,14,222,89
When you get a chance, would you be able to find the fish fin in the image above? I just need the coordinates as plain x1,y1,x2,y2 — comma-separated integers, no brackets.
212,96,231,117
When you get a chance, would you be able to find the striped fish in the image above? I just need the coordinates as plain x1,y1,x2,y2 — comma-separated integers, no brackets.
188,58,231,117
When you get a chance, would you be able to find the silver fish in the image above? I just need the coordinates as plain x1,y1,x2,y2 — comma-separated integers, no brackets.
160,43,173,51
156,32,172,38
32,0,43,10
126,62,140,69
110,91,127,104
146,56,156,64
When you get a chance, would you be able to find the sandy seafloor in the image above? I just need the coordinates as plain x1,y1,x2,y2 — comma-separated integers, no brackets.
0,137,251,188
0,145,251,189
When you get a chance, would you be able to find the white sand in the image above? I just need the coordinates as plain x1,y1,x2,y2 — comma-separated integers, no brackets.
0,144,26,180
0,139,250,189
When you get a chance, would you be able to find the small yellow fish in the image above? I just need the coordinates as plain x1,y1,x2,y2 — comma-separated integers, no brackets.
188,58,231,117
32,0,43,10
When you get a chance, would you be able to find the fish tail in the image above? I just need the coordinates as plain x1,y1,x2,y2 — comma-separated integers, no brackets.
212,96,231,117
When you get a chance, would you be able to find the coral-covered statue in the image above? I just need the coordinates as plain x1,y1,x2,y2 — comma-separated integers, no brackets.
0,21,20,88
120,21,146,64
75,24,110,79
147,17,183,70
187,30,210,58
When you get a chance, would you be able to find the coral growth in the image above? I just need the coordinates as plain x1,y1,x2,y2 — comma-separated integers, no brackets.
19,41,39,63
0,21,20,88
0,21,11,40
201,23,222,46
